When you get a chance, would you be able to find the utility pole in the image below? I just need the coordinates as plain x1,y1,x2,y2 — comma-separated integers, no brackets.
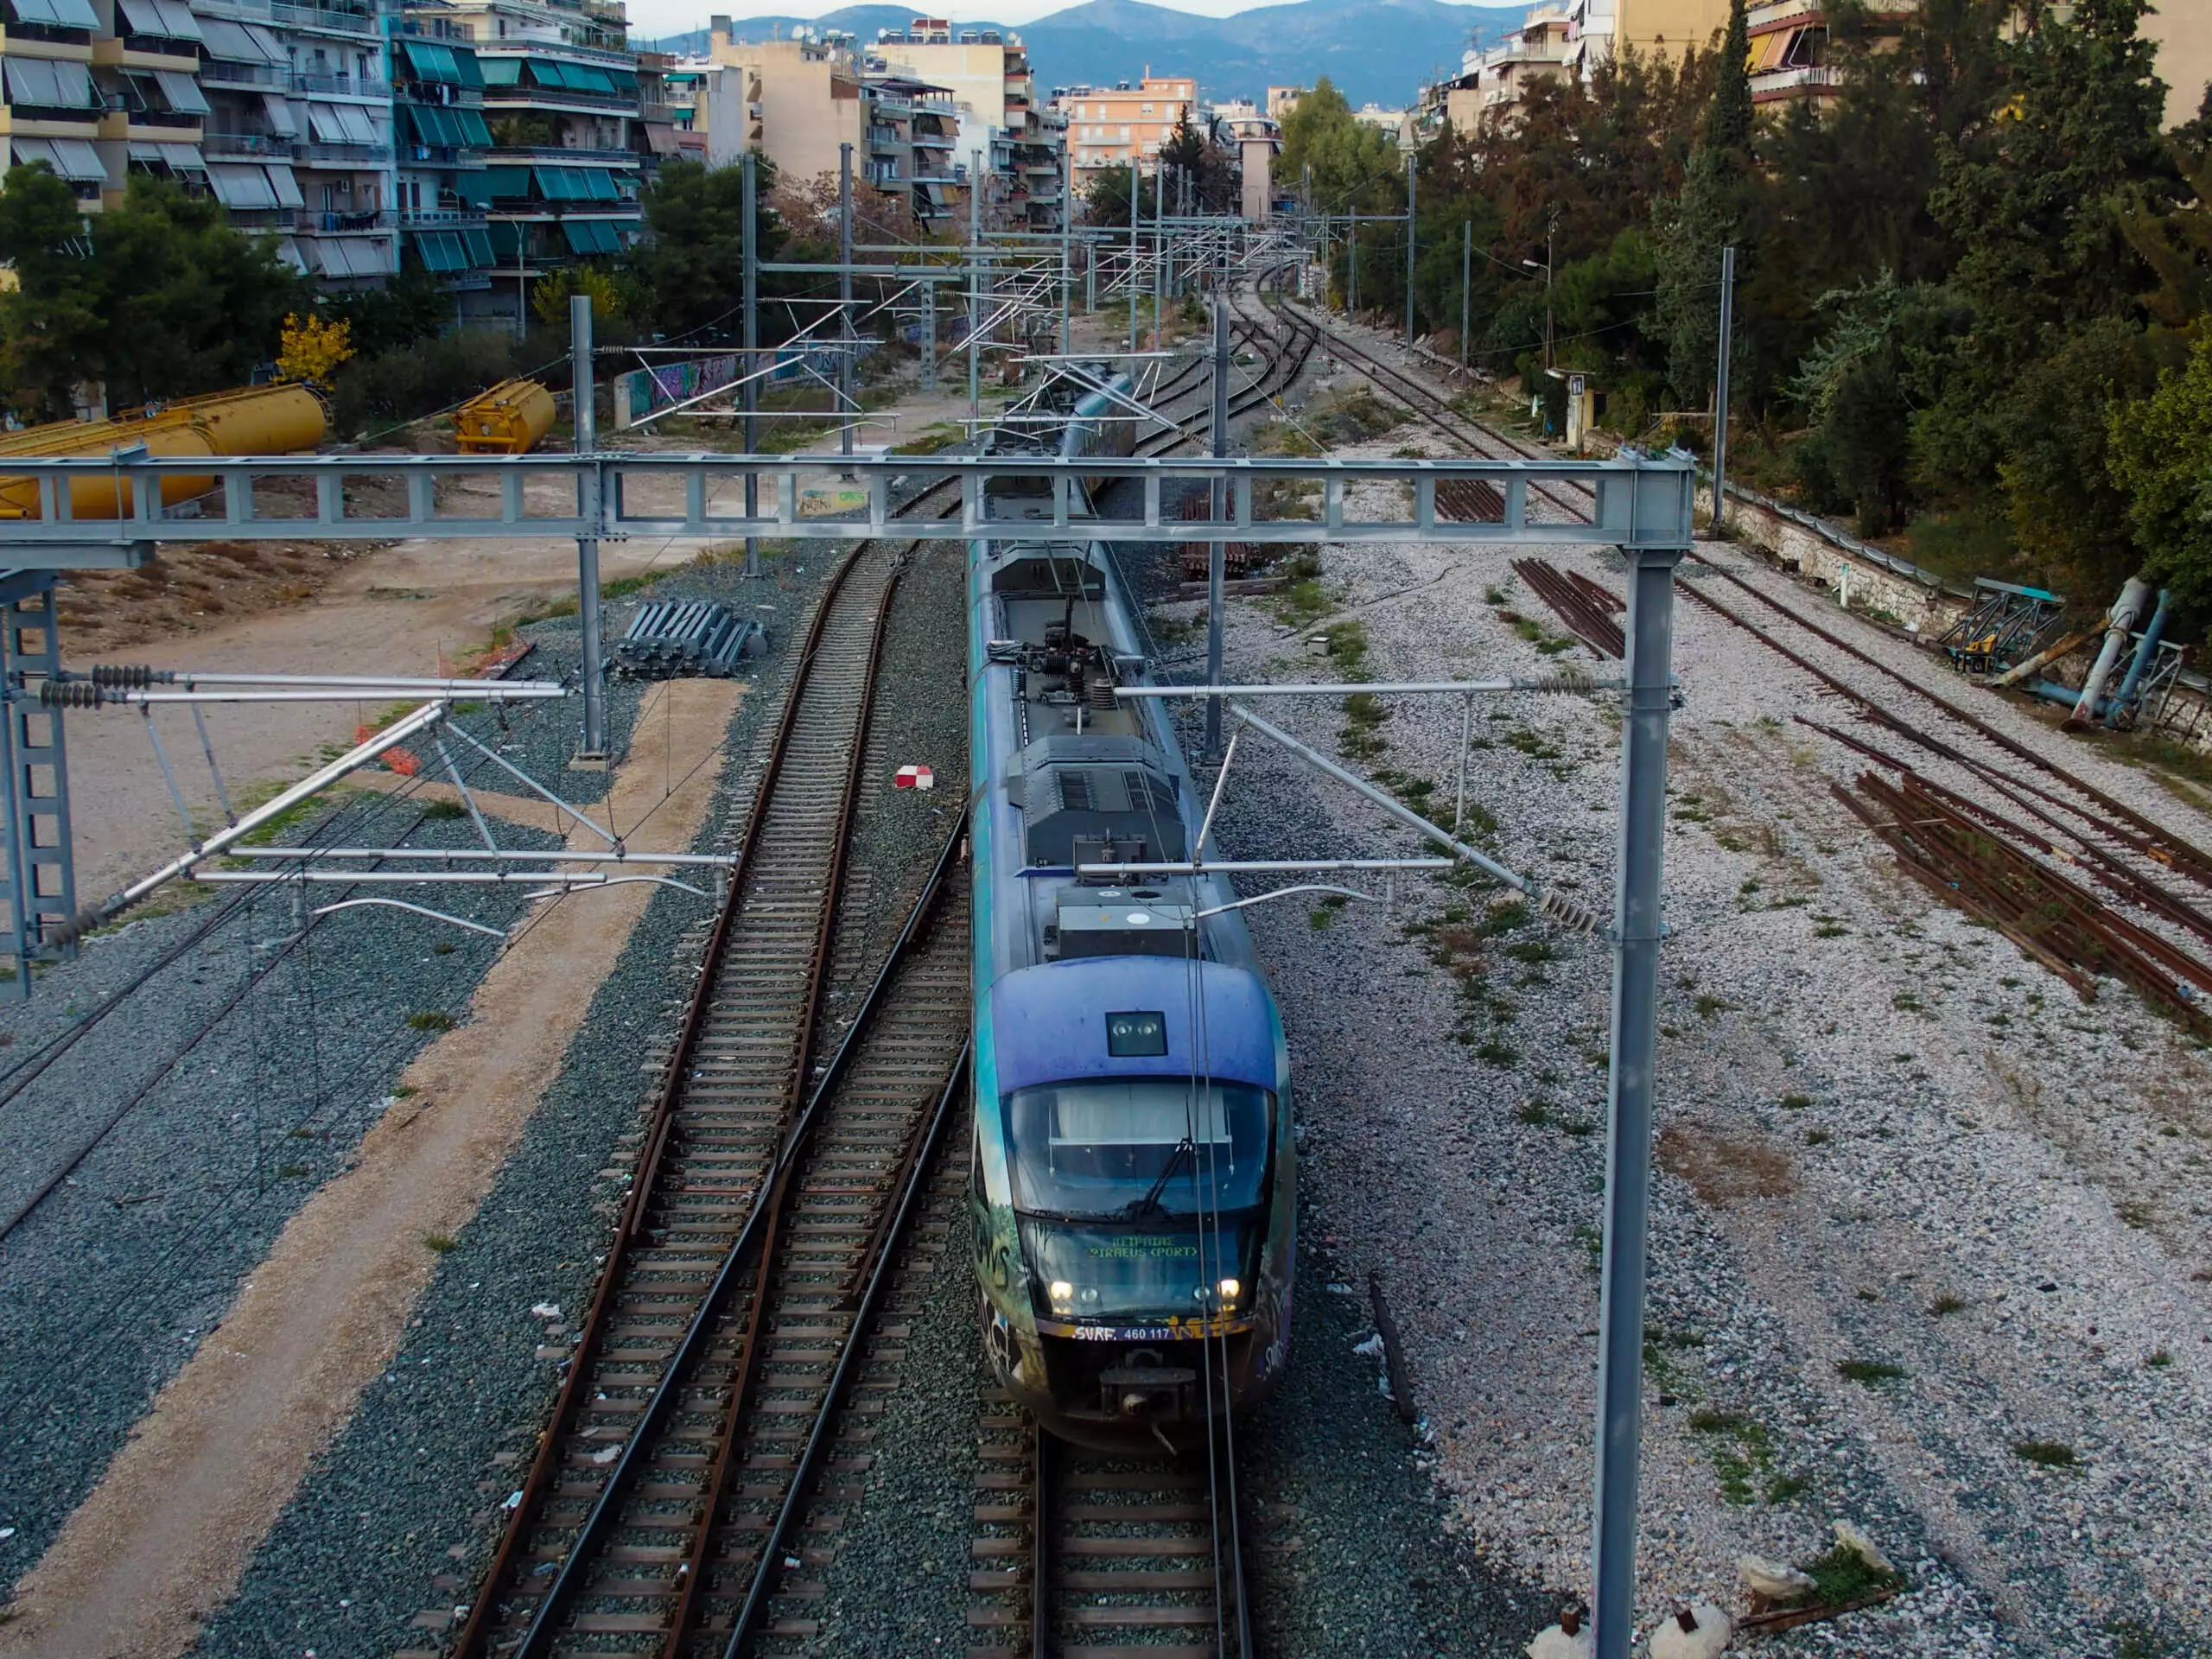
1590,542,1685,1659
1153,163,1166,352
1712,245,1736,530
1403,146,1416,347
1205,272,1229,756
1459,218,1471,382
1128,160,1140,359
741,148,759,578
969,162,983,426
569,292,606,762
1545,223,1554,372
1161,164,1174,303
838,141,855,461
1059,144,1072,353
1350,226,1358,321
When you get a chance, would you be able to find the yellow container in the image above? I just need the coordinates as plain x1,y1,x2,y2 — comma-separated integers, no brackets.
453,378,556,455
0,385,327,519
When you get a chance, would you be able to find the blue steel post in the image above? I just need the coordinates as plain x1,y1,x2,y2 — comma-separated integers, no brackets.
742,149,760,578
1591,542,1682,1656
1128,162,1140,359
570,292,606,759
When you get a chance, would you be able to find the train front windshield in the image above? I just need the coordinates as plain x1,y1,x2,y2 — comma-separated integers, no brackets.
1006,1079,1271,1218
1006,1078,1273,1322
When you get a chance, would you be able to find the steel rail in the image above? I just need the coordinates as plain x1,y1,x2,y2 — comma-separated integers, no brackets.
449,536,880,1659
721,1038,973,1657
657,560,902,1654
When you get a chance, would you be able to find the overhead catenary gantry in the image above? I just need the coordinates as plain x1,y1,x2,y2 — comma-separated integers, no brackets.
0,204,1701,1656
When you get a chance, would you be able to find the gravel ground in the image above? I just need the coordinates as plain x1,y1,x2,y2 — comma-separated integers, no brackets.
0,671,623,1608
180,532,971,1658
798,1182,982,1654
1157,397,2212,1657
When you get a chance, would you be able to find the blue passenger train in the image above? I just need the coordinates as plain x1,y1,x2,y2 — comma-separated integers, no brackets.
966,368,1295,1452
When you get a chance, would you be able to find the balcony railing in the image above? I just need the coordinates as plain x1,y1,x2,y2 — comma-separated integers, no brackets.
484,85,637,112
316,207,394,231
205,130,295,158
267,0,377,34
300,140,393,164
202,61,289,88
400,206,490,227
398,143,486,166
296,70,388,95
496,143,639,164
1751,62,1841,94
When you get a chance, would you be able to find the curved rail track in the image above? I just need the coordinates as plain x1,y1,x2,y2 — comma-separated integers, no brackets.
430,308,1309,1658
1269,291,2212,986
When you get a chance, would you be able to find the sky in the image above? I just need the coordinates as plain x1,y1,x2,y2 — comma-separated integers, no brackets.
632,0,1270,35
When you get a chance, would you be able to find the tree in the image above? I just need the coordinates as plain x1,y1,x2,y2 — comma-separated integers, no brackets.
0,170,302,419
1280,79,1398,213
1650,0,1758,405
2107,331,2212,613
626,156,788,338
276,312,355,387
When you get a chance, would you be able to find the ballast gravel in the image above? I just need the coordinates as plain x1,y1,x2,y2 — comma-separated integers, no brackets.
184,537,972,1657
1167,410,2212,1657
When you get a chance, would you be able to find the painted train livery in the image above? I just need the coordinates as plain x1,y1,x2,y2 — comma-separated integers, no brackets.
967,368,1296,1452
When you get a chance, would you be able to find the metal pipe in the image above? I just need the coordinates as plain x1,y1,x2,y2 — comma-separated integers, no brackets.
226,847,734,866
2069,575,2153,727
1227,703,1535,894
80,689,558,705
438,719,618,847
970,163,984,426
1197,882,1385,919
1459,219,1471,382
1059,145,1072,354
1589,545,1683,1659
1117,677,1619,697
95,671,568,695
85,701,448,927
2106,587,2172,728
571,293,607,759
1193,728,1238,855
742,148,760,577
188,701,235,824
1074,858,1453,875
193,869,702,888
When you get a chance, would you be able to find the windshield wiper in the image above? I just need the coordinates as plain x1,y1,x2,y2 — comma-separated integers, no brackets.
1116,1136,1195,1220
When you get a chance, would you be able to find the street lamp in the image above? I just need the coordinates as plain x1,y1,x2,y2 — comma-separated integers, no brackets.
1522,242,1552,372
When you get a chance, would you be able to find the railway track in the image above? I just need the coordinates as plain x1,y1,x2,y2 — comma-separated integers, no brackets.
438,512,979,1657
1272,294,2212,992
967,1408,1253,1659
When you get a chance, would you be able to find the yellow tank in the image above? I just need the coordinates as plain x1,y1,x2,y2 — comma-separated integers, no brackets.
0,385,327,519
453,378,556,455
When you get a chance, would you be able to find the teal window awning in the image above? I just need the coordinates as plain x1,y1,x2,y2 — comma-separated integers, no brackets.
452,169,492,207
484,164,533,198
410,229,468,271
462,226,494,266
449,107,492,146
580,168,619,201
451,49,483,90
404,104,458,146
488,219,524,260
563,217,620,255
534,165,619,202
402,39,459,83
477,57,522,86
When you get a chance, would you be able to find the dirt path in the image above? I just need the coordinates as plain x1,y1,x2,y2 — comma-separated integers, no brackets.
0,676,743,1659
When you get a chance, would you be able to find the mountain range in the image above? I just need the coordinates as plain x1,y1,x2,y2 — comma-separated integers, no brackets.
641,0,1535,107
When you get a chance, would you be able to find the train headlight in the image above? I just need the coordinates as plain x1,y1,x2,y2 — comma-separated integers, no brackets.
1217,1278,1241,1304
1048,1280,1074,1310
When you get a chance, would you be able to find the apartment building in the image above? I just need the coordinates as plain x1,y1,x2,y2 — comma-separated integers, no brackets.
2,0,186,215
1058,73,1193,179
700,25,970,232
1427,7,1575,131
442,0,642,327
1743,0,2205,124
868,16,1061,226
393,2,493,298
